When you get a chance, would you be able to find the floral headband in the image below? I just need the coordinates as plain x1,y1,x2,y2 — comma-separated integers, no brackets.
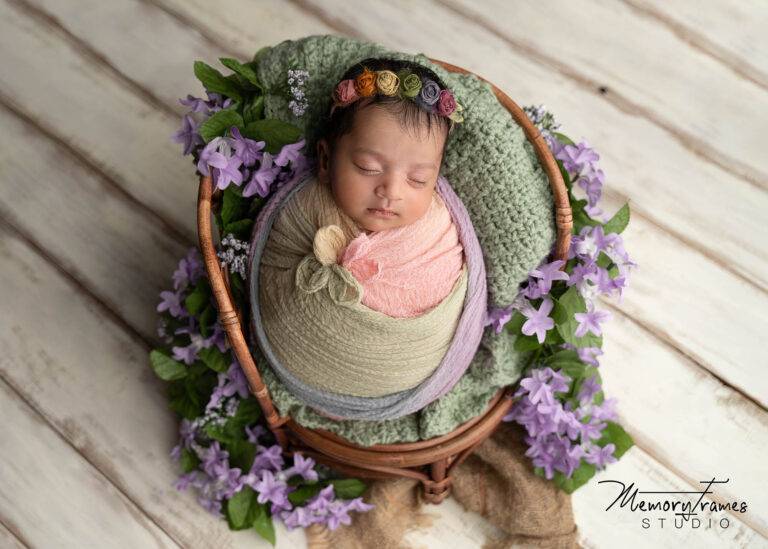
330,66,464,127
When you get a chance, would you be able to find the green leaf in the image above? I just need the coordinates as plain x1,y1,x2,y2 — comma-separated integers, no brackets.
199,303,216,338
206,398,262,444
227,439,259,471
220,186,247,226
252,503,275,546
602,203,630,235
181,447,200,473
554,287,603,348
595,251,613,269
329,478,368,499
552,132,576,146
198,345,230,373
150,349,187,380
513,334,542,351
539,349,581,366
242,119,302,154
194,61,242,102
226,486,263,530
243,95,265,125
219,58,264,91
288,484,323,505
504,311,526,335
223,219,254,241
184,278,211,316
596,420,634,458
552,462,597,494
200,109,245,143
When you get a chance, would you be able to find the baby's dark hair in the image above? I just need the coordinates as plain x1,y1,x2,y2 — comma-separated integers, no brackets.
318,57,454,168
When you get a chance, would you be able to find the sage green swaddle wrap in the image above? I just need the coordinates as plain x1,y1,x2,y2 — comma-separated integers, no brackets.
258,176,469,398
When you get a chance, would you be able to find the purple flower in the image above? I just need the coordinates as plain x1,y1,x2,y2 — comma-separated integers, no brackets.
252,470,289,508
157,290,185,318
172,247,205,291
577,374,601,404
200,441,229,478
251,444,284,473
170,114,204,156
179,94,209,113
196,137,229,179
230,126,265,167
286,453,319,482
555,139,599,174
273,139,306,168
245,424,266,444
585,443,617,468
573,301,613,338
520,297,555,343
242,152,281,198
485,305,512,334
517,369,554,405
206,362,250,411
214,152,244,191
173,471,198,491
580,420,607,441
281,506,317,530
529,259,570,294
566,257,597,287
198,497,224,518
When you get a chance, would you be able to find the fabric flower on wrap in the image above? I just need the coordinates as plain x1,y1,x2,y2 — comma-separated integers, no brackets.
354,67,377,97
415,79,441,112
397,70,423,98
375,70,400,96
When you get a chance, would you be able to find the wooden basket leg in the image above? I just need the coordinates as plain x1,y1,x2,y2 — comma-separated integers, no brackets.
422,457,452,504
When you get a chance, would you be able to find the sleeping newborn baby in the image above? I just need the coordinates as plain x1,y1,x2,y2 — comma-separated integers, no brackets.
256,57,470,400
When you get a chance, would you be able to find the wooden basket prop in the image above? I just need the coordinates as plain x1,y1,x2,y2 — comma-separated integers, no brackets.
197,59,572,504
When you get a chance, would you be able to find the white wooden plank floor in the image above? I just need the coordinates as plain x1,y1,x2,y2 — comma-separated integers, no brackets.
0,1,765,547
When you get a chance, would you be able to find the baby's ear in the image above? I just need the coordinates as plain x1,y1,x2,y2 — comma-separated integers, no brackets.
317,139,331,185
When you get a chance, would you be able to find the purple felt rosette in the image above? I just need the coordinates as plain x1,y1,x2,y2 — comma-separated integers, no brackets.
436,89,456,116
415,79,441,113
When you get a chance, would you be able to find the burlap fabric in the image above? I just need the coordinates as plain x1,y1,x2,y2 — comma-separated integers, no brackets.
307,421,580,549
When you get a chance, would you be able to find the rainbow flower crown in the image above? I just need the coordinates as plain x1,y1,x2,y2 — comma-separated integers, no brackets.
330,66,465,127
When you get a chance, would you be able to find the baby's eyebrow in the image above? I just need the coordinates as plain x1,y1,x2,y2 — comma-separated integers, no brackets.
353,147,437,170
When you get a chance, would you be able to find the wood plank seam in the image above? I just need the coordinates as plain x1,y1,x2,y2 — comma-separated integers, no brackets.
9,0,176,119
619,0,768,93
0,90,196,248
0,215,159,348
0,517,32,549
0,373,182,548
607,302,767,412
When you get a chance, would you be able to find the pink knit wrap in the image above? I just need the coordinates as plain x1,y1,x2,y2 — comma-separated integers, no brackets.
338,193,465,318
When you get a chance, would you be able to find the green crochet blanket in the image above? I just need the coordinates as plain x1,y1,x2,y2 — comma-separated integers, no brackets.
249,34,555,446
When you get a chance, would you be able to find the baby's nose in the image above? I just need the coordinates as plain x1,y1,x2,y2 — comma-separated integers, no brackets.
375,175,404,201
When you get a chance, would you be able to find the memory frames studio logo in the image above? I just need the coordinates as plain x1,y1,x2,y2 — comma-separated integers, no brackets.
598,477,748,531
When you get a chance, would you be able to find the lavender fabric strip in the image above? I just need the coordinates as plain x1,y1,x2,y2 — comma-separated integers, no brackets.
247,171,487,420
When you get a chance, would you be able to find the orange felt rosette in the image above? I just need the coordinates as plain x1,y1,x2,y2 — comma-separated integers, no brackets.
354,67,377,97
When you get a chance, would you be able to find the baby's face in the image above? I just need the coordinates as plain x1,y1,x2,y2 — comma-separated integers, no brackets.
318,105,446,232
